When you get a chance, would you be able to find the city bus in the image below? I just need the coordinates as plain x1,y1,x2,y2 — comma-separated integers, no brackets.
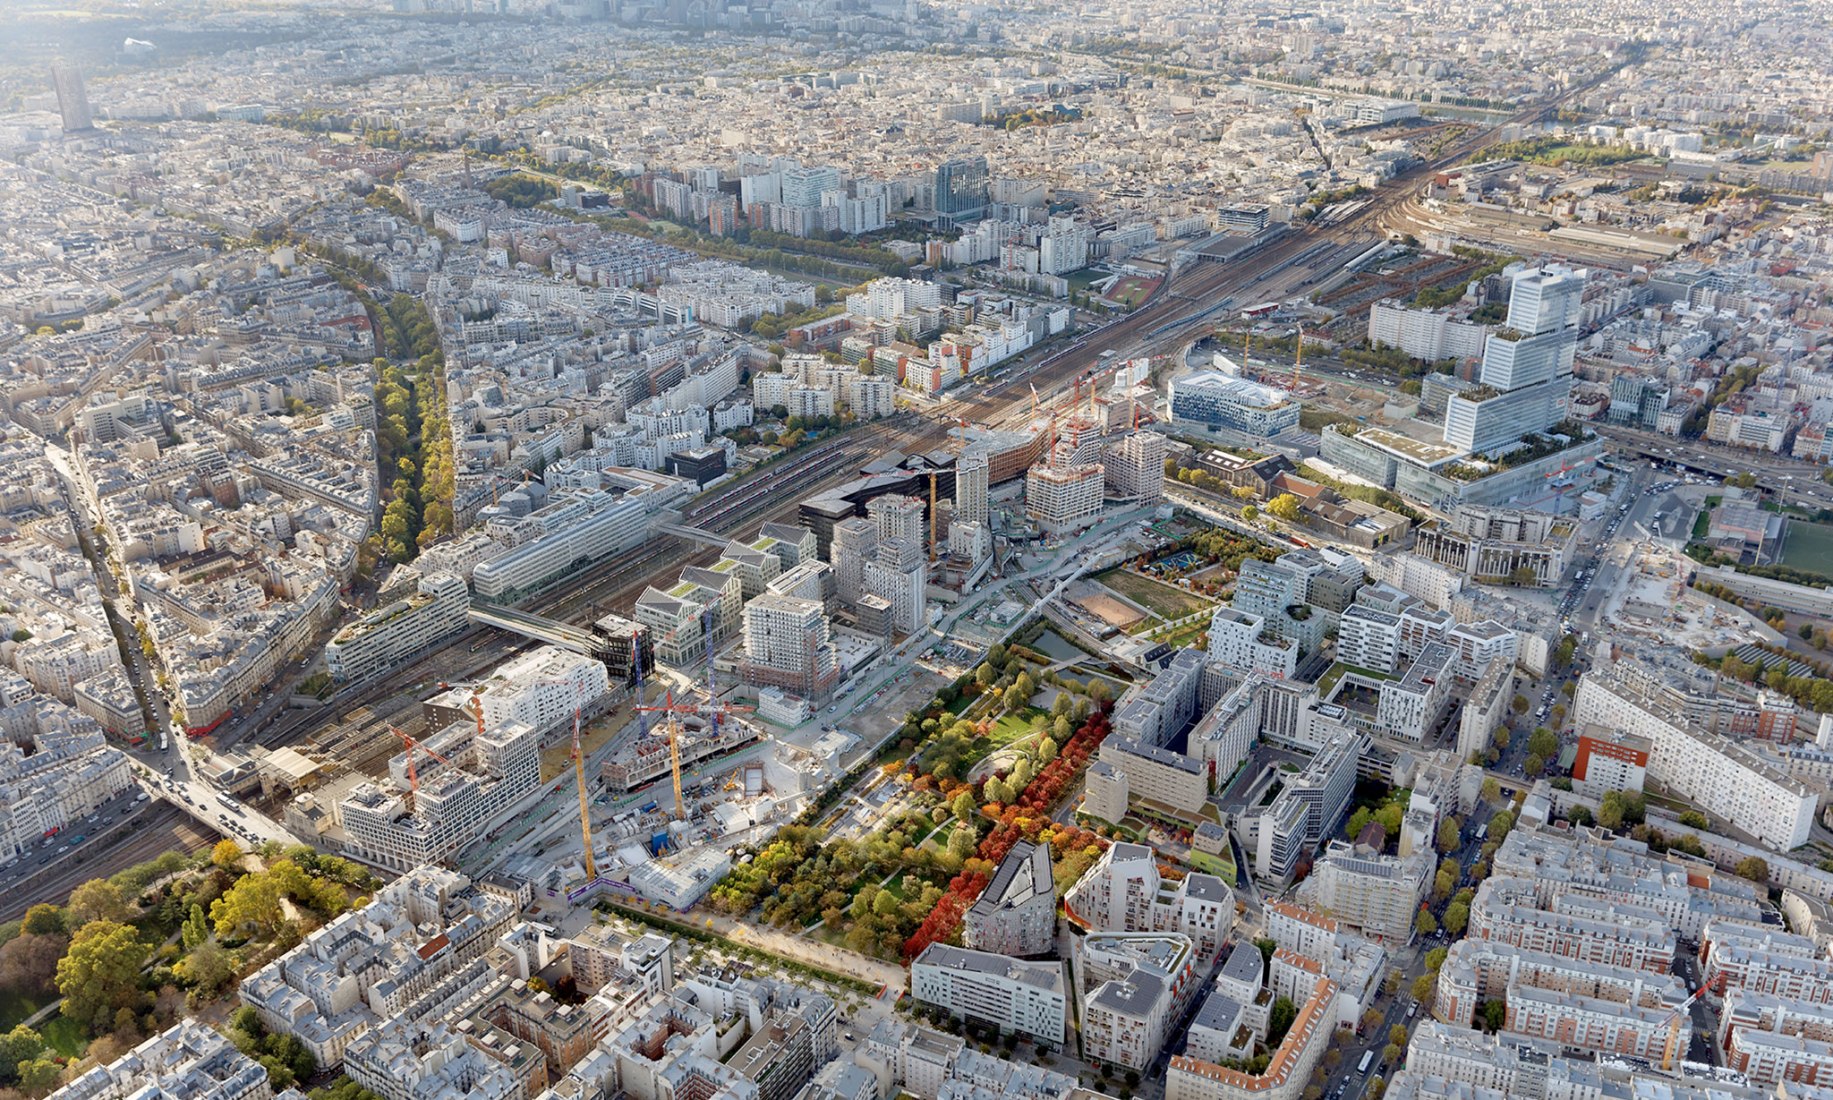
1358,1052,1374,1075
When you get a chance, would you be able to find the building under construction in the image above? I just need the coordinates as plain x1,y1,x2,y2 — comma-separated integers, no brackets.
600,714,759,794
335,717,542,872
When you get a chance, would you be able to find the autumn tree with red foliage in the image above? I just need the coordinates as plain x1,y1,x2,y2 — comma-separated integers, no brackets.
902,709,1114,960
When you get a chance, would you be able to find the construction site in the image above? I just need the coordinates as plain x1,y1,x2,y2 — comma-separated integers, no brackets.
273,602,854,909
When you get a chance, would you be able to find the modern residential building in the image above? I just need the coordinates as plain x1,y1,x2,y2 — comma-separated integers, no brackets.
428,645,610,743
1112,649,1211,747
1025,463,1104,534
1571,727,1651,799
1103,431,1167,502
337,716,541,872
1367,300,1490,362
325,572,471,683
1234,735,1360,882
1064,842,1235,961
964,841,1057,958
1574,669,1816,850
910,944,1067,1047
739,593,838,702
954,451,990,526
1095,737,1208,815
1075,933,1201,1071
1302,840,1431,941
1166,968,1336,1100
1206,607,1300,679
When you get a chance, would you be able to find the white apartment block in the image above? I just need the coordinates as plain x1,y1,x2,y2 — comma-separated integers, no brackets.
1336,605,1402,673
1302,840,1430,942
1374,642,1455,743
1367,300,1490,362
50,1019,273,1100
1096,737,1208,814
1113,649,1210,747
862,556,925,635
1025,464,1104,534
947,520,991,563
1574,672,1816,850
1076,932,1200,1071
464,645,610,740
1064,843,1235,962
1083,761,1129,825
338,717,541,872
1207,608,1299,679
867,495,926,547
954,452,989,526
1103,431,1166,502
910,944,1068,1046
325,572,471,683
846,377,897,420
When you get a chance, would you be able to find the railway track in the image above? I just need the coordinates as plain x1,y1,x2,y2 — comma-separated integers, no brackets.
0,802,218,922
239,61,1633,769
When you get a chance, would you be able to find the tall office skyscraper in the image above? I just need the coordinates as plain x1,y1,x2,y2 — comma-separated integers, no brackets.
934,156,989,223
1442,266,1585,455
51,65,93,133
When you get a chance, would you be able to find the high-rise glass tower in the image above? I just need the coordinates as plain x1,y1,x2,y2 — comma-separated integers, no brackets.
934,156,989,222
1442,267,1585,455
51,65,93,133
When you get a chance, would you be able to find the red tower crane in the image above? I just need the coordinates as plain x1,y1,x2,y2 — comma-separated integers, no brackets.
389,725,456,816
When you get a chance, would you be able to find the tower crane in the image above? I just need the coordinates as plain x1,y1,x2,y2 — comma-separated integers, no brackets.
634,691,755,820
567,705,597,881
388,725,456,816
1659,982,1712,1071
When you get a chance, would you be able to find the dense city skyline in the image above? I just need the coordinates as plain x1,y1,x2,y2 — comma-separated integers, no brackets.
0,1,1831,1100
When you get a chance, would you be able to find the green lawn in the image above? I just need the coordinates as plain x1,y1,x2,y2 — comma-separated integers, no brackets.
42,1013,86,1058
1097,568,1217,622
987,708,1048,748
1149,619,1209,649
1318,661,1397,695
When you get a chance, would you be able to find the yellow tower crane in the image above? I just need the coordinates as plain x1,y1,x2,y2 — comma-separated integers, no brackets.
568,706,597,881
